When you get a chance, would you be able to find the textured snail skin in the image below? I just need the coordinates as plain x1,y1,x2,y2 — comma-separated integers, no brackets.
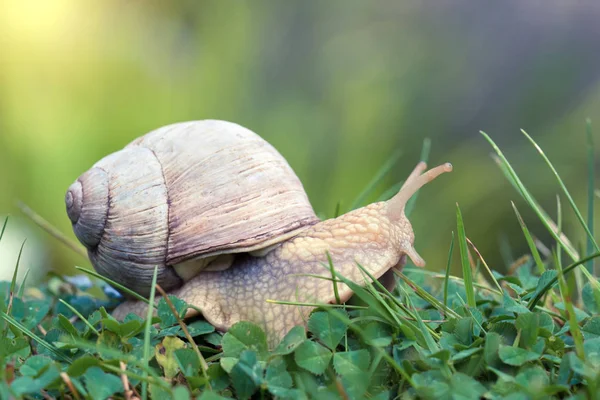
112,162,453,347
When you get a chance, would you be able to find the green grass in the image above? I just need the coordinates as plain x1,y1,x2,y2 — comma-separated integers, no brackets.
2,126,600,399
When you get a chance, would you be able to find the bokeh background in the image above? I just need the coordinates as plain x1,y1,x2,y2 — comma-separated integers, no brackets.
2,1,600,284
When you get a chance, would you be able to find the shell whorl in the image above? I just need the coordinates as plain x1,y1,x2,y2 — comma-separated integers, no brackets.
87,147,182,296
66,120,319,298
66,168,109,249
65,181,81,223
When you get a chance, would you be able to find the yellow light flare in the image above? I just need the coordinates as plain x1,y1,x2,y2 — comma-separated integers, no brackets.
1,0,78,45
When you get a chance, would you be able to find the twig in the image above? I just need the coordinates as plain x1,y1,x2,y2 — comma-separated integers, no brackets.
121,361,134,400
466,237,503,294
60,372,81,400
5,362,15,385
155,284,212,390
333,376,349,400
17,201,88,259
507,254,530,276
37,324,48,336
534,238,551,258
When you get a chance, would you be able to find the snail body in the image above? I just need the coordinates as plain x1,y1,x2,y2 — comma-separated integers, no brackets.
66,120,452,345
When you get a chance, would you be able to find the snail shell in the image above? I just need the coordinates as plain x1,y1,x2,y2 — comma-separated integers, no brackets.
66,120,319,295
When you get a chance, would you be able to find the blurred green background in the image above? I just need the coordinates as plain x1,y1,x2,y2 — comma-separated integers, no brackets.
2,1,600,285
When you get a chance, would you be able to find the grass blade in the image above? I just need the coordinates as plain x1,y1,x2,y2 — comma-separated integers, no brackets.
405,293,440,354
7,240,26,315
101,363,170,391
350,150,402,210
511,202,545,274
353,264,406,330
586,119,595,273
398,272,460,319
527,252,600,310
17,269,30,298
328,269,396,325
553,249,585,360
555,193,579,305
455,293,487,335
443,232,455,309
326,251,341,304
521,129,600,253
265,299,366,309
58,299,100,336
75,266,151,305
420,138,432,161
556,195,563,268
320,306,416,387
407,268,502,296
336,265,433,343
482,131,579,260
17,201,88,258
0,311,73,363
494,153,579,258
333,201,342,218
456,203,476,308
142,265,159,400
69,338,167,384
0,216,8,243
583,125,600,305
484,131,600,305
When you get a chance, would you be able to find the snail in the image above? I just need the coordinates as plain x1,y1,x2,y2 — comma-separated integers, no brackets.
65,120,452,345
